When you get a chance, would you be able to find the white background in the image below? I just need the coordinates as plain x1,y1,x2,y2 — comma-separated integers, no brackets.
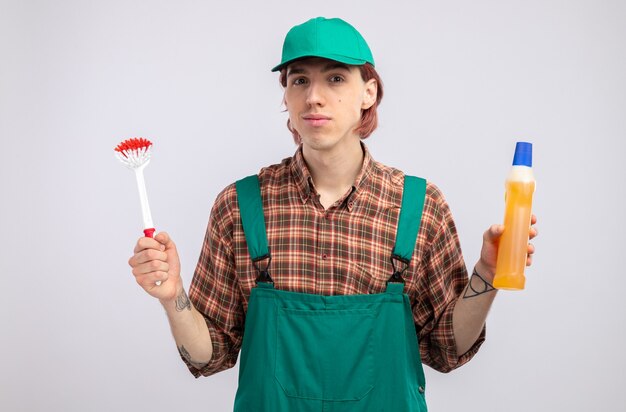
1,0,625,411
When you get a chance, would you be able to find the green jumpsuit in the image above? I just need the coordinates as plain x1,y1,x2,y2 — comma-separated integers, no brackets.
233,175,428,412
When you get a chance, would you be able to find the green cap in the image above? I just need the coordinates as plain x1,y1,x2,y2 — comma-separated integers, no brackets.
271,17,375,72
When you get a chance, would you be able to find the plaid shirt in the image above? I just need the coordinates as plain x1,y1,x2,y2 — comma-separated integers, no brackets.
185,143,485,377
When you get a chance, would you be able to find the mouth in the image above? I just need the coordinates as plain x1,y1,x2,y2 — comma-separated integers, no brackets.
302,114,331,127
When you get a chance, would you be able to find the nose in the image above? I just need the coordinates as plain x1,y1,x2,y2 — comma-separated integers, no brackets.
305,81,325,106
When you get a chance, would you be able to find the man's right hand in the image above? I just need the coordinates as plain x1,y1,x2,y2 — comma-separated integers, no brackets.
128,231,182,302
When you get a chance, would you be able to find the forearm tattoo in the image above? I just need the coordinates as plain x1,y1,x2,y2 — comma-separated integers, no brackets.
463,269,496,298
179,345,209,369
175,290,192,312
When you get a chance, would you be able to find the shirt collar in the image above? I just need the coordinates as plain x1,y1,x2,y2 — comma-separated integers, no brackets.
290,142,376,210
350,142,375,208
291,145,314,204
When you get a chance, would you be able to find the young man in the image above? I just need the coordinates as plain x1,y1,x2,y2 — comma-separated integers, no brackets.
128,17,537,411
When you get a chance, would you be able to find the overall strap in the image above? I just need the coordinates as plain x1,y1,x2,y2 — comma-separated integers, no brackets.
387,175,427,287
235,175,273,285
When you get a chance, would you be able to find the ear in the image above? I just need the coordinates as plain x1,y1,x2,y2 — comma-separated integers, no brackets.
361,78,378,110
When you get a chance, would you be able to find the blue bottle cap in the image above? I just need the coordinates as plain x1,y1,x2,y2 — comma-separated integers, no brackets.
512,142,532,167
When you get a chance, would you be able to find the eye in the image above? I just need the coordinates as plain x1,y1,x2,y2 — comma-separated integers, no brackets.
292,77,308,86
329,75,344,83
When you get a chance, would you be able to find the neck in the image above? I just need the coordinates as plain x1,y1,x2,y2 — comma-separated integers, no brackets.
302,137,364,199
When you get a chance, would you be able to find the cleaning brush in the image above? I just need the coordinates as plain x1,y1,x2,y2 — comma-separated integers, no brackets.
115,137,162,285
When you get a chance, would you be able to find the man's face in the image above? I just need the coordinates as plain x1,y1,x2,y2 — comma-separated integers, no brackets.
284,58,377,152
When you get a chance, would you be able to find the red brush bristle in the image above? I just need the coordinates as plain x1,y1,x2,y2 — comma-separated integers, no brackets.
114,137,153,156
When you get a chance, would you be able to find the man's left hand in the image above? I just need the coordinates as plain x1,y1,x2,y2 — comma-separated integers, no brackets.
475,214,538,281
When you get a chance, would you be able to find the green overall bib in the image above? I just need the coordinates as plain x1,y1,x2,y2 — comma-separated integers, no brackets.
233,175,428,412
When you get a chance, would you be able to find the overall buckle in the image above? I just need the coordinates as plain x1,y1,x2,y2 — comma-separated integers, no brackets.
252,253,274,285
387,254,410,284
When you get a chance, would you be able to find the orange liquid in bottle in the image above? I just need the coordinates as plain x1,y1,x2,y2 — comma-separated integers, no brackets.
493,179,535,290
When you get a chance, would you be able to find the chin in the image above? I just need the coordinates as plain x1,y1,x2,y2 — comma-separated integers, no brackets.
301,139,336,152
299,130,333,145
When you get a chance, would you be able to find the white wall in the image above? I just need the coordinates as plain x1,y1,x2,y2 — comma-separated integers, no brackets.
1,0,624,411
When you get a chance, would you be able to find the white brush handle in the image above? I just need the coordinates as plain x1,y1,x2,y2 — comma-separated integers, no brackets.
134,166,154,230
134,167,160,286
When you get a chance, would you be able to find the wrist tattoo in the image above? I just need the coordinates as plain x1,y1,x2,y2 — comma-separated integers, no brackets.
179,345,209,369
175,290,192,312
463,269,496,298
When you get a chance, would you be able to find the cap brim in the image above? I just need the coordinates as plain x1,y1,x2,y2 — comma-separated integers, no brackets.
271,54,369,72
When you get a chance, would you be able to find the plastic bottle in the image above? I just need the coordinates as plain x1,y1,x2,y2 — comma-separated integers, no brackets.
493,142,535,290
